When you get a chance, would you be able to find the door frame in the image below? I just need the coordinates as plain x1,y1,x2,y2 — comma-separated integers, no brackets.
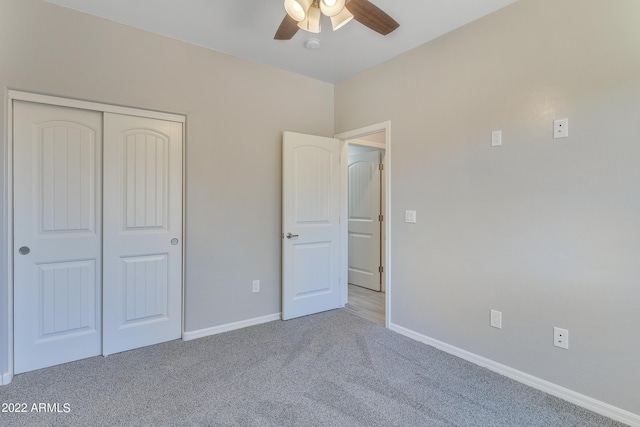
3,90,186,384
336,121,391,328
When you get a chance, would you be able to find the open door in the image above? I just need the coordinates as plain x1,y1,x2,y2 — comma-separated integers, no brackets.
282,132,342,320
348,150,382,291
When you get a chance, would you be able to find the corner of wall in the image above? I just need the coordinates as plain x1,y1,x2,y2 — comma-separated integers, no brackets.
1,371,12,386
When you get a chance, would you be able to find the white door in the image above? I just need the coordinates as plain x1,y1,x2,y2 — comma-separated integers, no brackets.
13,101,103,374
282,132,342,320
102,113,183,355
348,150,382,291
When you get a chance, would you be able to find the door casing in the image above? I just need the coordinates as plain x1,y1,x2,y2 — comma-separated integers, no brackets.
4,90,186,384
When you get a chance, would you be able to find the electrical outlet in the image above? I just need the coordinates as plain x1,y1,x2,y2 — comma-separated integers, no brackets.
490,310,502,329
554,118,569,139
252,280,260,293
554,327,569,349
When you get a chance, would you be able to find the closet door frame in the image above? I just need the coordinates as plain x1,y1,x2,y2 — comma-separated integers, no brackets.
4,90,186,384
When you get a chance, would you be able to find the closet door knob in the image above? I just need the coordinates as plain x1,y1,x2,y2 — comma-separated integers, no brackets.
18,246,31,255
171,238,179,245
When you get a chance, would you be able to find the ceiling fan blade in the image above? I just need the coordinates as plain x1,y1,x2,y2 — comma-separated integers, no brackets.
274,14,299,40
346,0,399,36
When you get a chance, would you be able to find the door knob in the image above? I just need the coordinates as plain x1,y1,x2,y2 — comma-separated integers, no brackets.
18,246,30,255
171,238,179,245
286,233,299,239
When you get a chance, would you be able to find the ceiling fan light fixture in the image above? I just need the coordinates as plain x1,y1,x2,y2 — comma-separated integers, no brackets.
319,0,346,17
284,0,313,22
297,6,322,33
275,0,399,40
330,7,354,31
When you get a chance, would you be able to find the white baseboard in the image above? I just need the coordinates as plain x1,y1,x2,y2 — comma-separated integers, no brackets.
1,371,12,385
389,323,640,427
182,313,281,341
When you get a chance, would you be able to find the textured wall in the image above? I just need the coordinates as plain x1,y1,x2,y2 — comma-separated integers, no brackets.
335,0,640,415
0,0,334,376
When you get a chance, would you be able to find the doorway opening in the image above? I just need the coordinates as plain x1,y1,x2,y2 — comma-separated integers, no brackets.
336,123,391,327
345,142,385,324
280,122,391,325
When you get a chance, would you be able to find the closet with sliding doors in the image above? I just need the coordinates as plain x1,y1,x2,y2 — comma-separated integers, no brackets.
10,92,184,374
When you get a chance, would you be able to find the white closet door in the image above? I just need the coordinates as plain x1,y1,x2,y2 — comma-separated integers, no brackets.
102,113,183,356
13,101,103,374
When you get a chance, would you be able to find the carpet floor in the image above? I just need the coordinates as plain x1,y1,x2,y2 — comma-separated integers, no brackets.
0,309,626,426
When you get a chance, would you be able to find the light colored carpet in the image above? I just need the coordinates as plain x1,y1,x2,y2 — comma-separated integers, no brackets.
0,309,625,426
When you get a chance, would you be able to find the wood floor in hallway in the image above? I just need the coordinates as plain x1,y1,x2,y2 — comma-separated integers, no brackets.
345,284,385,325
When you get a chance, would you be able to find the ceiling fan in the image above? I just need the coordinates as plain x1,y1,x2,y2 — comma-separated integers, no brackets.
275,0,399,40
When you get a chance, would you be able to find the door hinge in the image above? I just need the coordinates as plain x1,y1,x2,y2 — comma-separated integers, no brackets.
379,163,384,171
378,266,384,273
379,214,384,222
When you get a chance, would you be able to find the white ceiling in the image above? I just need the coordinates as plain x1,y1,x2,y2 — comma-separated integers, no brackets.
44,0,519,83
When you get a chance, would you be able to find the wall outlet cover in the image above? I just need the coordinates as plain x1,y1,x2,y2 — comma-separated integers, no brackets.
554,327,569,349
554,118,569,138
490,310,502,329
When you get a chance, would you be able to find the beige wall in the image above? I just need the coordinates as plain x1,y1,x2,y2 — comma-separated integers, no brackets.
0,0,333,373
336,0,640,415
2,0,639,419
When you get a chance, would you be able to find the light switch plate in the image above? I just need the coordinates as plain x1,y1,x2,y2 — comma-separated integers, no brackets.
405,210,417,223
492,130,502,147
